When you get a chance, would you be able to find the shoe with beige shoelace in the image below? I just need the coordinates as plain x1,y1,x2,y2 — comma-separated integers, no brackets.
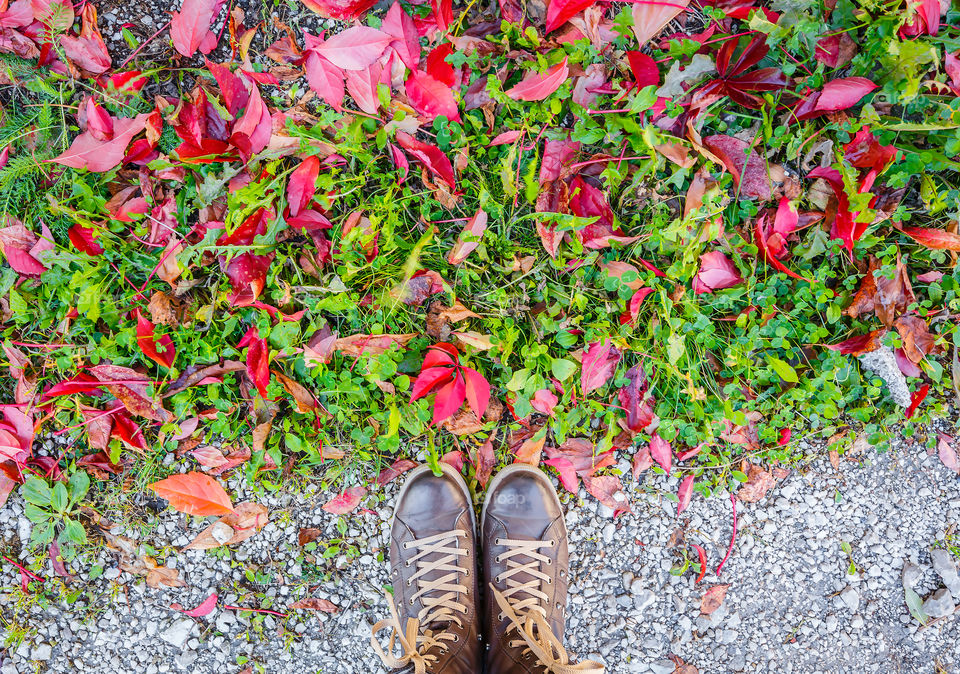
482,464,605,674
371,463,481,674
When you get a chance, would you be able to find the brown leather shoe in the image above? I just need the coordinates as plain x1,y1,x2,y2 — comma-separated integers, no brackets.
481,464,605,674
371,463,481,673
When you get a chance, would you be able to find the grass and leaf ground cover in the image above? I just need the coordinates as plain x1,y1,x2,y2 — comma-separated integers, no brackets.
0,0,959,570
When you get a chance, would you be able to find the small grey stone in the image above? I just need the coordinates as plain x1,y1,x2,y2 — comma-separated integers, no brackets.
160,619,195,650
839,587,860,612
921,588,955,618
31,644,52,661
931,549,960,595
649,660,675,674
902,562,923,589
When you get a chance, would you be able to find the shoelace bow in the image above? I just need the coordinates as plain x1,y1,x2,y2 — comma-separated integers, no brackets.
371,530,470,674
491,537,605,674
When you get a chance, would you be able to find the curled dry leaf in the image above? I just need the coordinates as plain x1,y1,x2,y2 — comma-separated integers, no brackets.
290,597,339,612
700,584,730,615
181,502,270,550
736,463,775,503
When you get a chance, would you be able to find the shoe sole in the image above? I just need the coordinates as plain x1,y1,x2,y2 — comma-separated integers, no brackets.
393,462,477,533
480,463,566,540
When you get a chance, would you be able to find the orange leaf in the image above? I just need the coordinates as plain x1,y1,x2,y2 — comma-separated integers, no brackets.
149,471,235,516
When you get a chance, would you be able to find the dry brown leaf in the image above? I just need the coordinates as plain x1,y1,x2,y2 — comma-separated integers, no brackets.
289,597,339,612
334,333,417,357
700,584,730,615
452,331,494,350
439,407,485,436
274,371,320,414
181,502,270,551
828,449,840,471
298,528,323,546
148,291,180,326
514,434,546,465
736,463,775,503
97,525,185,588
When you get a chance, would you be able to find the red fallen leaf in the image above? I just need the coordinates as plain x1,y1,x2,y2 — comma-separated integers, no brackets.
345,63,385,115
313,26,391,71
626,51,660,89
632,0,690,45
900,0,940,36
546,0,595,33
649,433,672,473
580,341,620,395
700,584,729,615
824,330,885,356
52,113,149,173
844,126,897,177
475,436,496,487
149,471,235,516
692,251,743,294
514,434,546,466
539,138,580,184
506,57,569,102
814,32,856,69
395,131,457,190
754,199,813,282
894,315,936,363
447,208,487,265
440,450,465,472
59,5,111,74
375,459,418,485
632,445,653,478
48,542,74,581
545,438,615,478
287,156,321,218
619,287,655,325
304,51,345,111
322,486,367,515
900,226,960,251
531,389,558,417
68,223,104,256
381,1,420,70
406,70,461,123
172,591,218,617
582,474,632,516
0,219,52,278
815,77,876,112
692,543,708,584
694,36,788,109
618,365,656,434
431,0,453,32
230,80,272,159
544,457,579,493
677,474,695,515
290,597,339,612
299,0,377,20
425,43,457,87
32,0,75,30
238,327,270,398
224,252,272,305
703,134,770,201
905,384,929,420
171,0,224,57
937,434,959,474
136,311,176,369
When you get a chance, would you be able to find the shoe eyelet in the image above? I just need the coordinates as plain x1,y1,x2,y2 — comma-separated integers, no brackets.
560,570,566,577
495,555,501,563
495,538,503,545
548,539,555,546
453,635,460,643
410,599,414,606
546,578,552,585
497,613,504,621
545,558,552,566
406,580,412,586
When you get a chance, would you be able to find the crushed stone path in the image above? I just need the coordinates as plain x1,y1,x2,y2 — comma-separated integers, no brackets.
1,423,959,673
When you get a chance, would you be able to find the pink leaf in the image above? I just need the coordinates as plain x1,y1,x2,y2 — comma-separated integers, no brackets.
693,251,743,294
192,446,229,468
937,434,960,474
649,433,672,473
381,1,420,70
580,340,620,395
52,114,149,173
447,208,487,264
172,591,218,617
322,486,367,515
531,389,559,417
544,457,579,493
406,70,461,123
313,26,391,71
375,459,418,485
304,52,345,111
632,445,653,478
703,134,771,201
506,57,569,101
171,0,224,57
677,474,694,515
815,77,877,112
582,474,632,516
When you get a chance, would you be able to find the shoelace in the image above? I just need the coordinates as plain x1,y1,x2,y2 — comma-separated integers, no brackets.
491,537,605,674
371,530,470,674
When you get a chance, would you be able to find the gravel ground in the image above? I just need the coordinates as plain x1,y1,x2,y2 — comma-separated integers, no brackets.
1,419,959,674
